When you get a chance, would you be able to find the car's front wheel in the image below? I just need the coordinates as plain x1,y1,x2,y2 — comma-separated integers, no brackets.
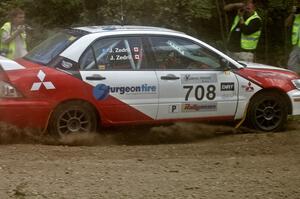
247,91,288,132
49,101,97,137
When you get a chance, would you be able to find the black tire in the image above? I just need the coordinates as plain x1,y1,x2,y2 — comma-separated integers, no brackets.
49,101,97,136
247,91,288,132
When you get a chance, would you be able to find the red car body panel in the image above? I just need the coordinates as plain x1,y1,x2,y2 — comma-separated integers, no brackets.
236,68,298,92
1,59,156,129
1,59,237,130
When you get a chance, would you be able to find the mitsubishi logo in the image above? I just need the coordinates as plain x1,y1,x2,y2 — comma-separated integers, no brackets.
245,82,254,92
242,82,254,92
31,70,55,91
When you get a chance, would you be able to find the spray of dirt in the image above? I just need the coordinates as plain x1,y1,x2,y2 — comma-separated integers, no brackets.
0,122,240,146
0,122,44,144
46,122,241,146
1,121,299,146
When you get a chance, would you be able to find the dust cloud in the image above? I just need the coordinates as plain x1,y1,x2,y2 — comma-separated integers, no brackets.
0,121,299,146
0,122,43,144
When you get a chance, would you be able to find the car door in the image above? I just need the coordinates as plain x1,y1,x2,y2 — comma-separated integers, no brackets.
148,36,239,120
79,36,159,123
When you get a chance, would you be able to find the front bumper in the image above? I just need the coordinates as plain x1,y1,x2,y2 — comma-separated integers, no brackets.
0,99,52,130
288,89,300,115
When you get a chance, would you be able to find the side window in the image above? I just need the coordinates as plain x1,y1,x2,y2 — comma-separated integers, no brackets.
79,37,147,70
149,37,221,70
80,47,95,69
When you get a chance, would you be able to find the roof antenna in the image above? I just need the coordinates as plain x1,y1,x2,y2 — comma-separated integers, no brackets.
121,0,124,26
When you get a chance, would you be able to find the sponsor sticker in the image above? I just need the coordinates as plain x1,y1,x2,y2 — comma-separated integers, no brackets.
93,83,157,99
98,64,106,70
93,84,109,100
221,82,234,91
109,84,157,95
224,71,231,75
181,74,217,84
181,102,217,112
221,93,235,98
169,105,180,113
167,40,185,55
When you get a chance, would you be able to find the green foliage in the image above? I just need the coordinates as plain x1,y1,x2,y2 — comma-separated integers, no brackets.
0,0,297,65
25,0,83,27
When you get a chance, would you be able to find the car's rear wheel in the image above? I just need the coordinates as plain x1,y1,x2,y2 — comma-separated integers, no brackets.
247,91,288,132
49,101,97,137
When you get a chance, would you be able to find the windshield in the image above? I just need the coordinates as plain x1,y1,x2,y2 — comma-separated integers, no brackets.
25,31,81,65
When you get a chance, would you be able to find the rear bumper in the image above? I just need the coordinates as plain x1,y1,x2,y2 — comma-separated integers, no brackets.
0,99,52,130
288,89,300,115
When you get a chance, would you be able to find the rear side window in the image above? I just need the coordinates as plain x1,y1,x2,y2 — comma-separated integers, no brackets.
25,32,78,65
149,36,222,70
80,37,147,70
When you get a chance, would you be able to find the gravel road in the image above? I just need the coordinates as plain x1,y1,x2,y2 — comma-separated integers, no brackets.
0,122,299,199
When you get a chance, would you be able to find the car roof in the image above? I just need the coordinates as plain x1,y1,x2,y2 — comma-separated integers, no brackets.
64,25,242,69
73,25,185,35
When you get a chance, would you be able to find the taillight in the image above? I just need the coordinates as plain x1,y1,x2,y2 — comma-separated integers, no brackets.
0,81,23,98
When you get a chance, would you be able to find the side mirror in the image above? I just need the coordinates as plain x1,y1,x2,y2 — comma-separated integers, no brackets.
220,58,231,71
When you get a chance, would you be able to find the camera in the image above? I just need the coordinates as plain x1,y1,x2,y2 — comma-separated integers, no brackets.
293,6,300,14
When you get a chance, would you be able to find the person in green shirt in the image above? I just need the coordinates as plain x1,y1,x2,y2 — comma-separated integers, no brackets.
0,8,28,59
224,0,262,62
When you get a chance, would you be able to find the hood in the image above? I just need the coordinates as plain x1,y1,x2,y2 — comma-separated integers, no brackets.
239,61,290,72
236,62,300,92
0,56,25,71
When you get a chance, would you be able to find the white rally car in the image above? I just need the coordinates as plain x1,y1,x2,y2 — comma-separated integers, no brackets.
1,25,300,136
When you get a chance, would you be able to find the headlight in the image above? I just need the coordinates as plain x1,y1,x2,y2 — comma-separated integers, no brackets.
292,79,300,90
0,81,22,98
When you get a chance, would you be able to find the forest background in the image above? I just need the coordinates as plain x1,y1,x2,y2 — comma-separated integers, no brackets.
0,0,296,67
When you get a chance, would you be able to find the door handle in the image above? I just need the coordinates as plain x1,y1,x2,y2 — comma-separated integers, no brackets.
86,75,106,81
161,74,180,80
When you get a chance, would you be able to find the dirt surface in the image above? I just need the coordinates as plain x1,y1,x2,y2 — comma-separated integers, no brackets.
0,122,300,199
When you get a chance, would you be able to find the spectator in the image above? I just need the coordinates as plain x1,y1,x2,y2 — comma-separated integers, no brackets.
0,8,28,59
285,2,300,73
224,0,262,62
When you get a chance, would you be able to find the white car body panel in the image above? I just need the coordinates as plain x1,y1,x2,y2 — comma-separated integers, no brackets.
0,56,25,71
288,89,300,115
156,70,239,119
240,61,291,71
80,71,159,119
234,75,263,119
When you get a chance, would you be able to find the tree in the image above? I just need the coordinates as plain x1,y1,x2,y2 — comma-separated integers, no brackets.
0,0,296,66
